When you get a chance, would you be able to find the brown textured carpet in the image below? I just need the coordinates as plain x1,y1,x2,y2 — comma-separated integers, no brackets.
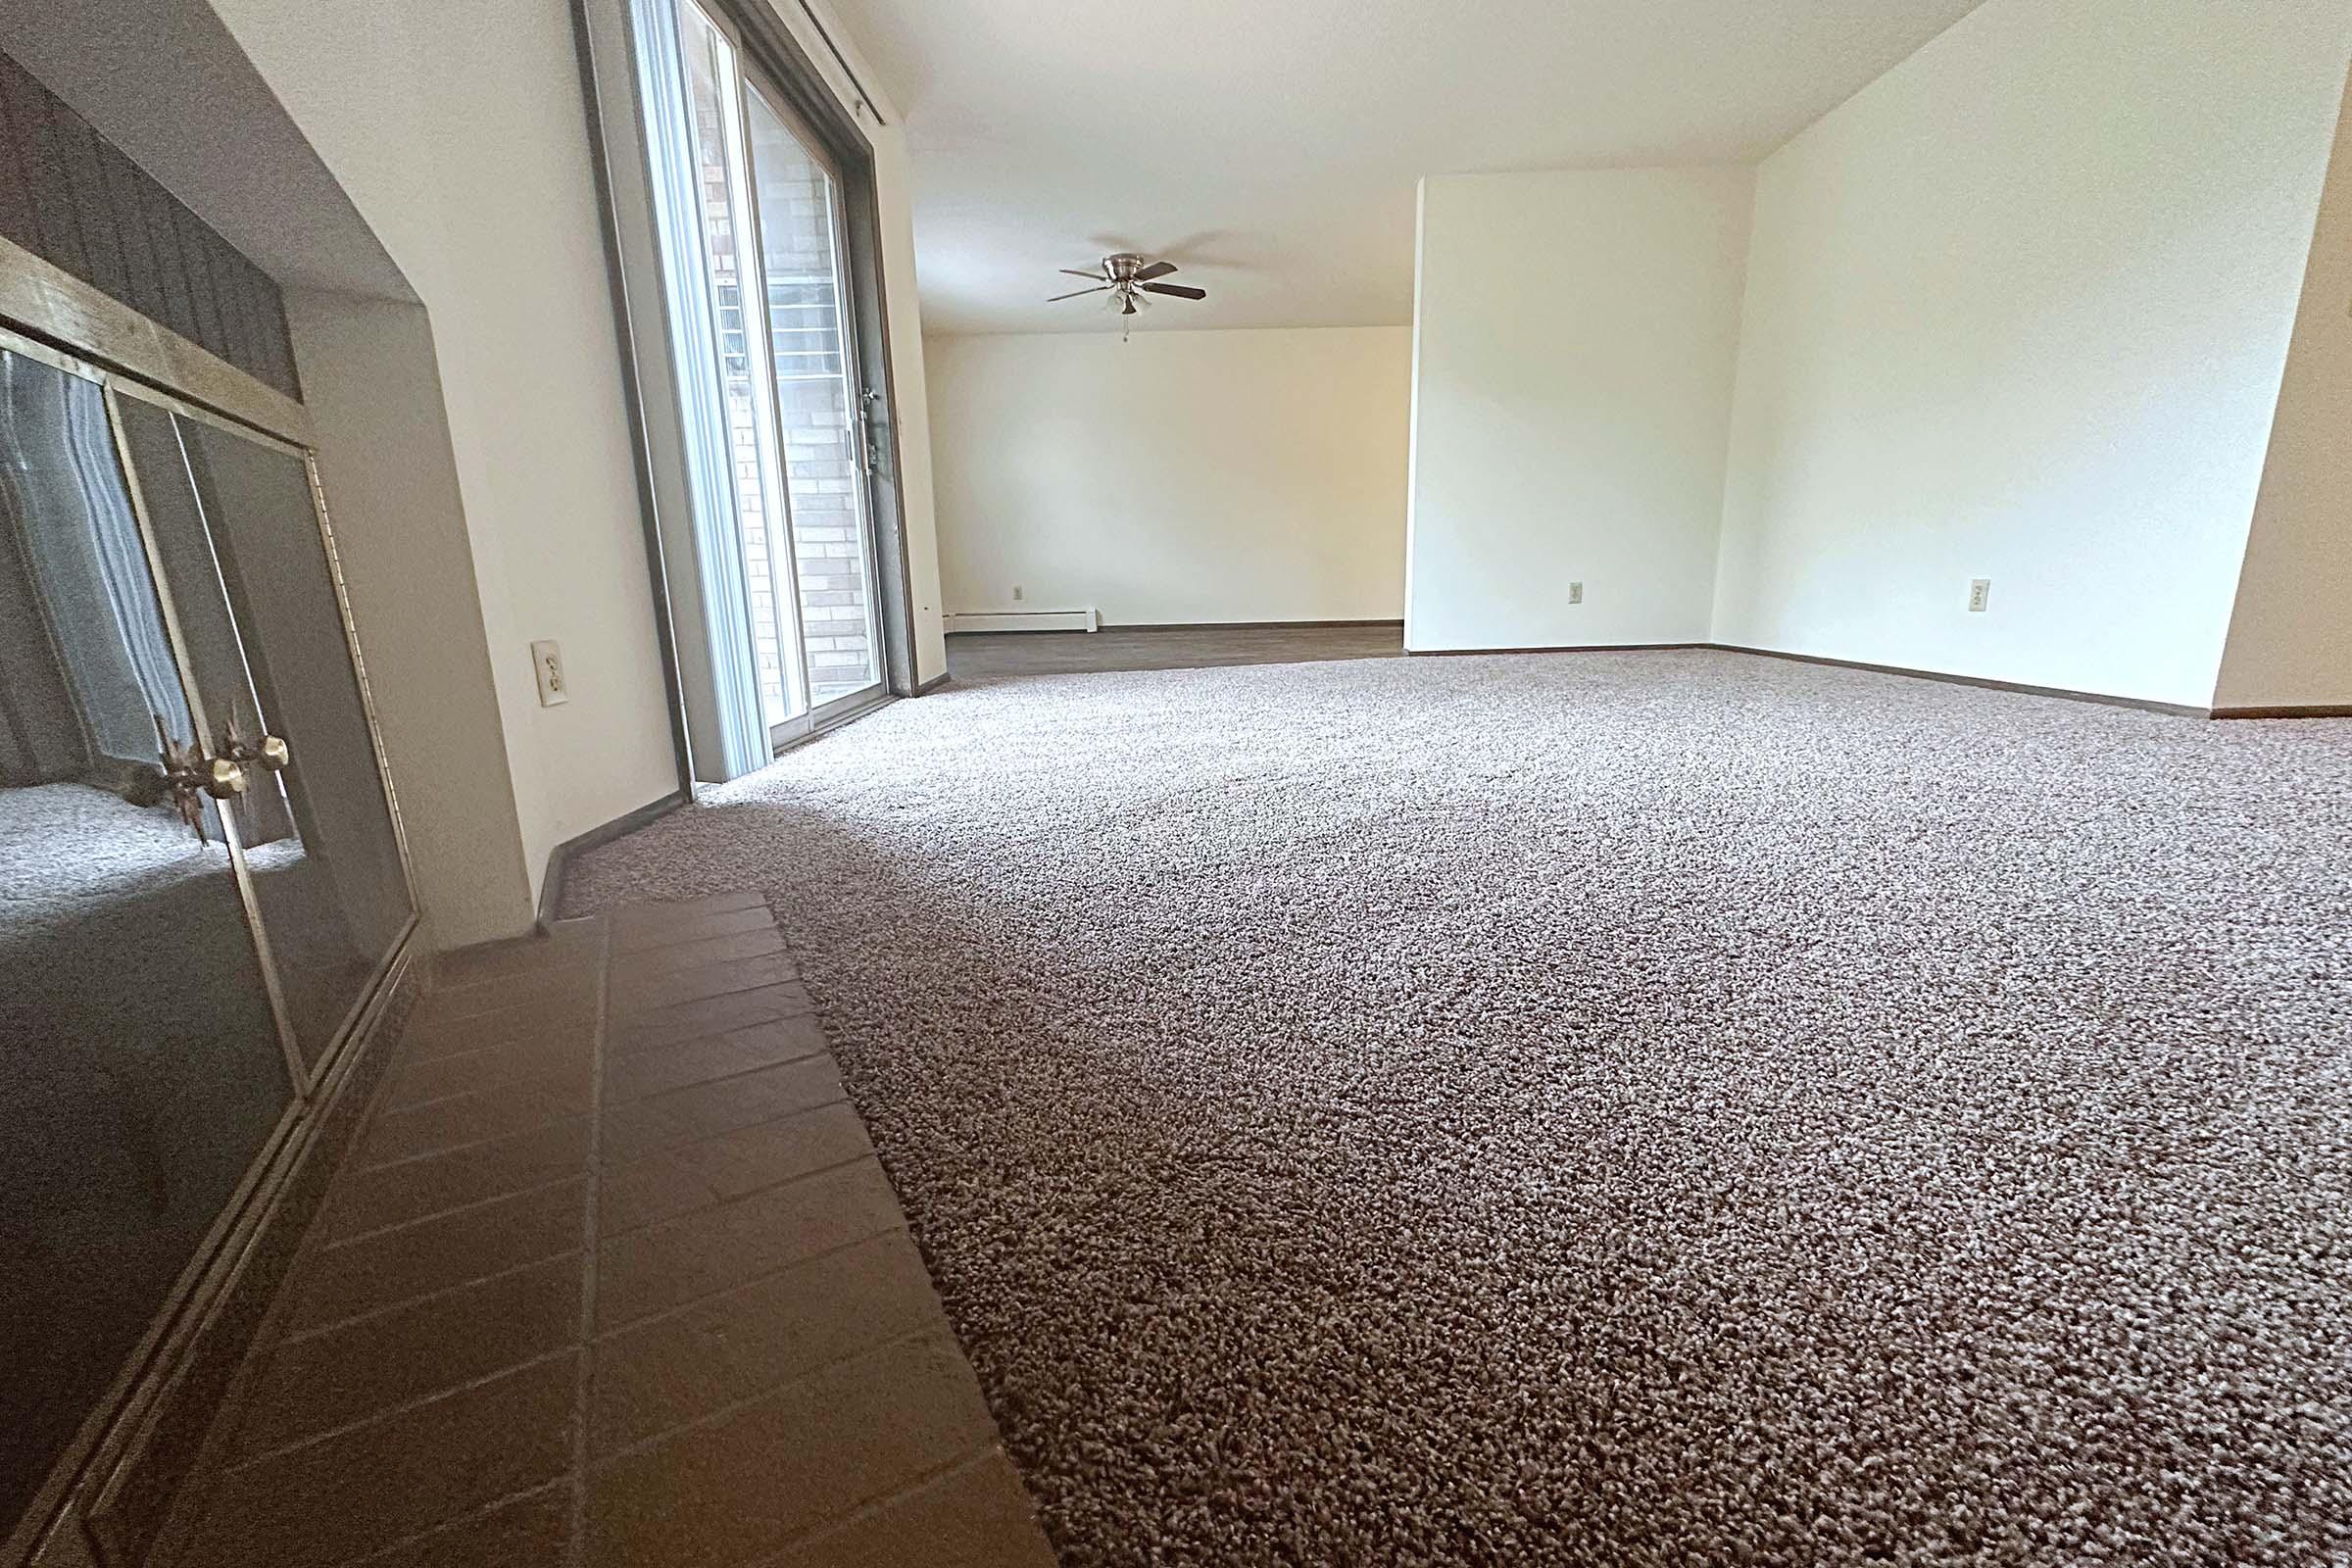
565,649,2352,1567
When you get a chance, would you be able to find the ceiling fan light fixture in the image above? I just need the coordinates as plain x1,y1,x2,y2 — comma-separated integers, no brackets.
1047,250,1206,336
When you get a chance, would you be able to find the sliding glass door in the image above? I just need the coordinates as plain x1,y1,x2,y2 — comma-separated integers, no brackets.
742,87,883,714
671,0,884,747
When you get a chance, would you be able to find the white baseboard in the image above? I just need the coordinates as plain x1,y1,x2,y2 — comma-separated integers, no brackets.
944,609,1100,634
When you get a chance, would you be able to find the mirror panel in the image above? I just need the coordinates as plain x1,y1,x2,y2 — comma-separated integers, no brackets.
118,396,413,1070
0,348,294,1531
115,399,301,865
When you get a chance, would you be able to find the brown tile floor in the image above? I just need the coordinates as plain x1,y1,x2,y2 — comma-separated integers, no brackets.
166,893,1054,1568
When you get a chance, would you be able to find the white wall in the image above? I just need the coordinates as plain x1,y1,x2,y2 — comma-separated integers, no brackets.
1406,169,1753,651
2216,67,2352,711
285,290,537,947
928,327,1409,625
869,123,952,680
1713,0,2352,708
212,0,949,934
213,0,680,931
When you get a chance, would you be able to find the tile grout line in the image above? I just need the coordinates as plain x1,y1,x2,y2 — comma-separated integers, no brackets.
593,1148,876,1245
318,1170,588,1253
154,1009,443,1565
430,953,601,998
564,915,612,1568
736,1446,1008,1568
347,1110,590,1176
603,1002,822,1061
596,1084,854,1169
280,1248,581,1345
410,1003,601,1038
397,1017,600,1071
322,1479,574,1568
589,1007,817,1062
380,1057,594,1115
590,1321,948,1465
218,1348,580,1474
610,919,778,958
591,1216,908,1339
420,993,602,1028
609,973,805,1020
309,1087,858,1332
601,1043,833,1110
596,1096,859,1181
607,935,788,981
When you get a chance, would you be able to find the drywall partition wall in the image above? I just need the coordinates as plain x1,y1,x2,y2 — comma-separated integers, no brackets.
285,290,537,947
212,0,685,928
1712,0,2352,709
929,326,1410,625
2215,65,2352,711
1406,169,1753,652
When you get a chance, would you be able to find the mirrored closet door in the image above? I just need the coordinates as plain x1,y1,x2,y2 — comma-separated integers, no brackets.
114,396,412,1067
0,332,414,1541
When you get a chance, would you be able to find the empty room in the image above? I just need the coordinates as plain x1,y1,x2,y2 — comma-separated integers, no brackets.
2,1,2347,1566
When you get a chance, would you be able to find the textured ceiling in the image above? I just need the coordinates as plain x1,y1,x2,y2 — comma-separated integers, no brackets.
828,0,1985,335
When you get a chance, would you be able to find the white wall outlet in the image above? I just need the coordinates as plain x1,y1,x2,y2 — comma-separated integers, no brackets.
1568,581,1585,605
530,639,569,707
1967,578,1991,613
1011,584,1024,602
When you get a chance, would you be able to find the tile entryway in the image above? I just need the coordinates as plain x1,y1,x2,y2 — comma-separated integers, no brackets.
165,893,1054,1568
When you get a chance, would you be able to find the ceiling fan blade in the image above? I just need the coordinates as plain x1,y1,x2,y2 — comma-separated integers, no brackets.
1132,260,1177,281
1049,286,1111,302
1139,281,1206,300
1059,268,1107,280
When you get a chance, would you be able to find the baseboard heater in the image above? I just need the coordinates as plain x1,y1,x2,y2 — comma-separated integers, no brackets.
945,609,1100,633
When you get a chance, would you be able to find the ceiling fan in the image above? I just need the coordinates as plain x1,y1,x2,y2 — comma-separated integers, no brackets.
1049,252,1206,333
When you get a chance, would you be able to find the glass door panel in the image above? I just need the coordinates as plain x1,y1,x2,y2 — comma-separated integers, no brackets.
115,401,299,863
743,86,883,710
676,3,808,737
0,347,294,1529
116,396,413,1071
656,0,891,752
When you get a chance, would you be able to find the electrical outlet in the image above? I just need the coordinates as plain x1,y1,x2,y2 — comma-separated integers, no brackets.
1568,581,1584,605
531,639,569,707
1967,578,1991,613
1012,584,1024,603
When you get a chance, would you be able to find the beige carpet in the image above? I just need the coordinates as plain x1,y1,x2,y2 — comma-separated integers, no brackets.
566,649,2352,1567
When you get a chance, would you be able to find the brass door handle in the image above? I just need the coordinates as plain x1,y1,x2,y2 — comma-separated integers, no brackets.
220,724,291,773
153,714,245,845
